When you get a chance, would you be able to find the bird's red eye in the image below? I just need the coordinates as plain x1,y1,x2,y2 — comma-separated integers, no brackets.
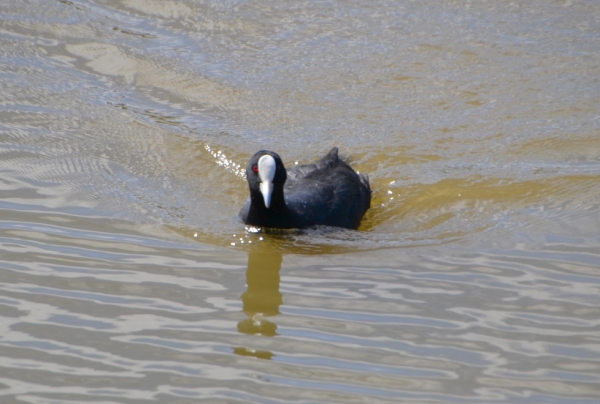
252,165,258,173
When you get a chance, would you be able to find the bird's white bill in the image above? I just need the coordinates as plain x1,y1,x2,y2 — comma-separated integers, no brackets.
258,154,276,208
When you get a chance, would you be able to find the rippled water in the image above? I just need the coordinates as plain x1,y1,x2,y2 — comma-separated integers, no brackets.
1,0,600,403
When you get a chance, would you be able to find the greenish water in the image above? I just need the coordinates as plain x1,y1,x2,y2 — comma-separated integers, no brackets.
1,0,599,403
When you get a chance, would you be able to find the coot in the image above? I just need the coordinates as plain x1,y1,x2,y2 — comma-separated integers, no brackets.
239,147,371,229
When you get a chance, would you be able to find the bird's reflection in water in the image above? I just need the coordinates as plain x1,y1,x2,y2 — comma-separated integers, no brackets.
234,245,283,360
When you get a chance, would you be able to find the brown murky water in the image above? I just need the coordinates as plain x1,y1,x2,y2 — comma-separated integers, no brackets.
1,0,599,403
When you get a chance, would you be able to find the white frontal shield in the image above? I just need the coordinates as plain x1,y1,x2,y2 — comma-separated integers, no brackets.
258,154,276,208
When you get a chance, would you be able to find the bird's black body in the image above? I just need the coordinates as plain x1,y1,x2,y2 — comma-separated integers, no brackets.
239,147,371,230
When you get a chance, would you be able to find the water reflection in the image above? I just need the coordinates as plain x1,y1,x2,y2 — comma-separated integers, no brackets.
234,245,283,359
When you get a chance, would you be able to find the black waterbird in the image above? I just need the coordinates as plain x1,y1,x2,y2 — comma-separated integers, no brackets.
239,147,371,230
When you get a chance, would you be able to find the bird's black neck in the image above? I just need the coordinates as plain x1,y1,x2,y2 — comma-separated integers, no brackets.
248,188,293,228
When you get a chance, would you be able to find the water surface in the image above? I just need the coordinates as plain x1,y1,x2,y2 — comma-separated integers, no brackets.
1,0,599,403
